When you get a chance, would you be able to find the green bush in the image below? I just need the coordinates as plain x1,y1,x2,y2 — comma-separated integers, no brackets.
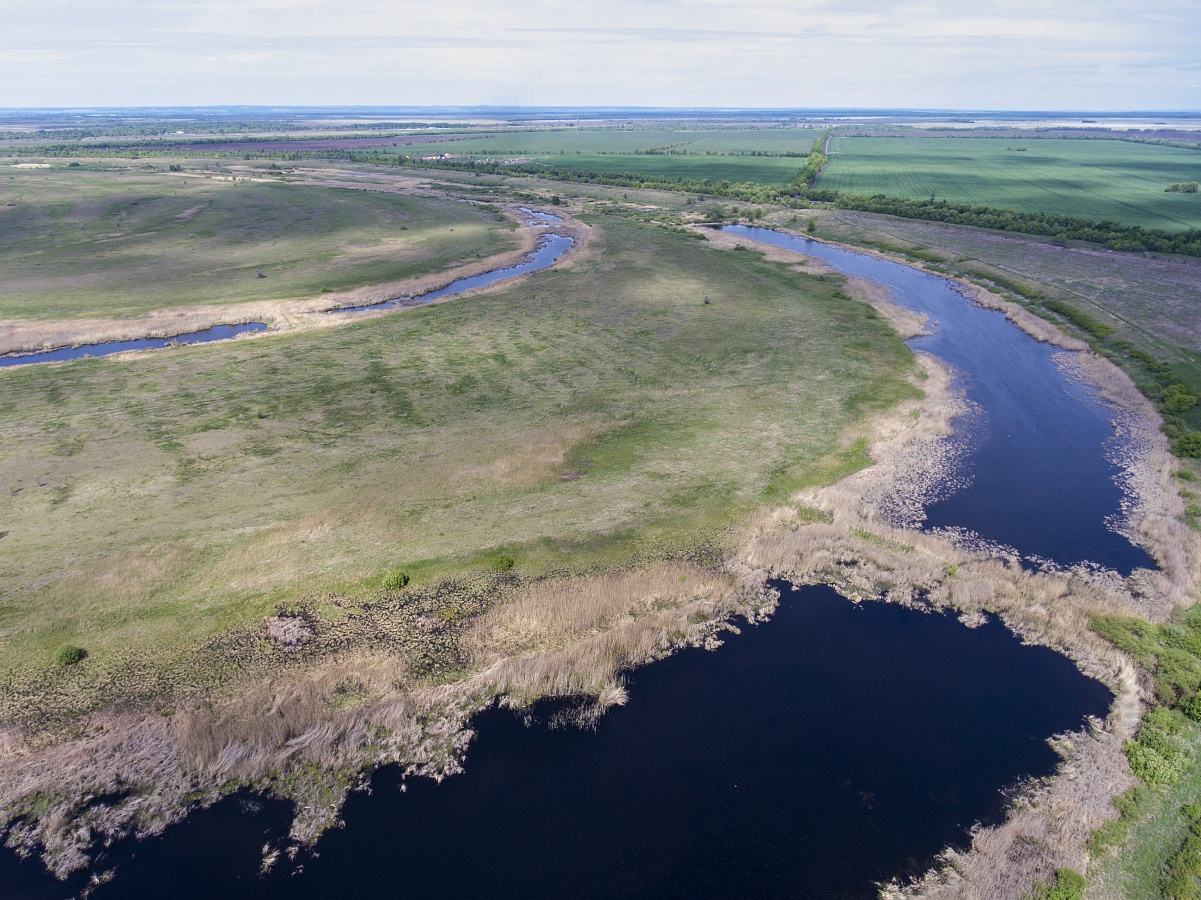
1124,707,1188,785
1174,433,1201,459
52,645,86,667
1031,867,1087,900
1165,385,1199,415
491,555,515,572
1164,806,1201,899
382,569,410,591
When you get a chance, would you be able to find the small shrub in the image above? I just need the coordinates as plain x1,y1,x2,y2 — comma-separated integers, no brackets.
52,645,86,667
1164,385,1199,415
382,569,410,590
1125,707,1188,785
1174,433,1201,459
1186,693,1201,722
1031,868,1087,900
491,555,515,572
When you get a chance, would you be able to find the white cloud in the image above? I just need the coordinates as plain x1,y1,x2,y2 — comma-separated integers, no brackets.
0,0,1196,108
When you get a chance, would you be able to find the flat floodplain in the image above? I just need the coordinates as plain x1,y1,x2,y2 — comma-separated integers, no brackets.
0,166,518,319
0,214,916,723
819,136,1201,231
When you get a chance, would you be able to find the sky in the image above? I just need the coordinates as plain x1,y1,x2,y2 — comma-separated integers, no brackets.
2,0,1199,110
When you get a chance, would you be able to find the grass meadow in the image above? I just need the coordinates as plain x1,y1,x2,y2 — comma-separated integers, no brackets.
0,212,916,723
818,137,1201,231
0,165,518,320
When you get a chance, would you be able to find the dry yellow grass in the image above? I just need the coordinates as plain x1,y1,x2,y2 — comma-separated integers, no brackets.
472,561,732,656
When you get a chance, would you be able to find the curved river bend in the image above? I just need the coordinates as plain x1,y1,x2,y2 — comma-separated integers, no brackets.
724,224,1151,575
0,215,574,369
1,223,1140,899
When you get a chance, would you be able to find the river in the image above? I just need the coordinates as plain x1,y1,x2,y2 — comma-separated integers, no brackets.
0,222,1144,899
0,213,574,370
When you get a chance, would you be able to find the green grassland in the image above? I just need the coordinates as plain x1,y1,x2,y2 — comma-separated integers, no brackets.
386,127,824,187
0,212,917,723
0,165,518,320
818,137,1201,232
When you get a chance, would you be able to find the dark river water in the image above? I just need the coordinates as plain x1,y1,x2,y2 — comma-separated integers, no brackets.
3,586,1111,900
1,223,1134,898
0,323,269,369
723,224,1152,575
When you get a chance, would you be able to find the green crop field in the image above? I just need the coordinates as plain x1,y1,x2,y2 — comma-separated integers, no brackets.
0,166,519,320
818,137,1201,231
527,153,806,187
0,211,915,724
390,127,824,186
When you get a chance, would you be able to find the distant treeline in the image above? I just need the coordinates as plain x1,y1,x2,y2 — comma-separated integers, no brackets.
788,132,830,189
807,192,1201,256
0,123,449,142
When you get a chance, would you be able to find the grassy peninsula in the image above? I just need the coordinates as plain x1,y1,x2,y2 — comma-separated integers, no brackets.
0,181,920,872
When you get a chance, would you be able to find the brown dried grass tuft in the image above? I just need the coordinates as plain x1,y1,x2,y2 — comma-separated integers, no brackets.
461,423,606,489
471,562,733,658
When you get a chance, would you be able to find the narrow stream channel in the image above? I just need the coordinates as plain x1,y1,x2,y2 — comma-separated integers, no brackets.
0,222,1133,899
0,215,573,370
0,323,269,369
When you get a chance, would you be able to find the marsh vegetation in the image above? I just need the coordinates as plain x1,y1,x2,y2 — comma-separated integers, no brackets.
3,112,1201,899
